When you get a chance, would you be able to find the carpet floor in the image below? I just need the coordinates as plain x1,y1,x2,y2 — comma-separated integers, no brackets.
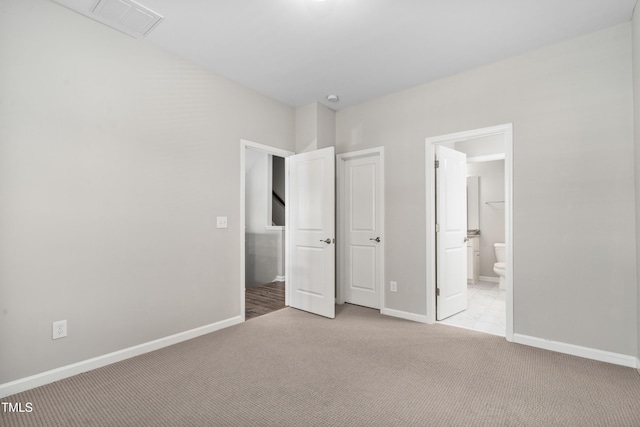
2,304,640,426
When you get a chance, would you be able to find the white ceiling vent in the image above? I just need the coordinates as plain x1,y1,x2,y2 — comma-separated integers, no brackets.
51,0,163,38
92,0,162,37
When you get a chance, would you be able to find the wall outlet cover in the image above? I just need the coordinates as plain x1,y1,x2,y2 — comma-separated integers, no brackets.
52,320,67,340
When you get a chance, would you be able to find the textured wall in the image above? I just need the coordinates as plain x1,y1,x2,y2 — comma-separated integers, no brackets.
631,7,640,363
336,24,636,356
0,0,294,384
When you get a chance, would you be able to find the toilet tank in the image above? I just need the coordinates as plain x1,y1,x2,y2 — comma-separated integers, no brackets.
494,242,505,262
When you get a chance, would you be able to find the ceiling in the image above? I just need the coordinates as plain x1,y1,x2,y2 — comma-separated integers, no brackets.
53,0,637,110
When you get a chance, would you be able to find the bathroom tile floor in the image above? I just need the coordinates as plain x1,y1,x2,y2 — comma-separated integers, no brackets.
438,280,506,336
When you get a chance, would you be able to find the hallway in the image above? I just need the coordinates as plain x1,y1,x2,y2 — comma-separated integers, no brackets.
245,282,285,320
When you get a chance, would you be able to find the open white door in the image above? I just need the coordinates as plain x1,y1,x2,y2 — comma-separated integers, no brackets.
288,147,335,318
436,145,467,320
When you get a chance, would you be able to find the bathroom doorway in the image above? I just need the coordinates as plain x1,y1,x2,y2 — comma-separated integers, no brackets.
425,124,513,341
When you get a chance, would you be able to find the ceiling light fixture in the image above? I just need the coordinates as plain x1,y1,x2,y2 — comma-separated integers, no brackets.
326,94,339,102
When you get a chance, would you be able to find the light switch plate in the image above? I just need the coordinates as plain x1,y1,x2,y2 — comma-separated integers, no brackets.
216,216,228,228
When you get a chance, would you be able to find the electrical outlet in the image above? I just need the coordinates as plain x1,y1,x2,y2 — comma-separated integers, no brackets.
390,281,397,292
52,320,67,340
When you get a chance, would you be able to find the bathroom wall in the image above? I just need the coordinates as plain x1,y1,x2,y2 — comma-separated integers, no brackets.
454,136,506,280
245,149,285,287
466,160,506,278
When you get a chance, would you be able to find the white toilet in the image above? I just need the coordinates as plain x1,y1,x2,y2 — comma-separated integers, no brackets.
493,243,506,290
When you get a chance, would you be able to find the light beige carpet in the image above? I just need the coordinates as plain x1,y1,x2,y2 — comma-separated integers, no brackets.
3,304,640,426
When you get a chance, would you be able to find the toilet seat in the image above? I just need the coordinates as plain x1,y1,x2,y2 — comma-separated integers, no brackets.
494,262,506,270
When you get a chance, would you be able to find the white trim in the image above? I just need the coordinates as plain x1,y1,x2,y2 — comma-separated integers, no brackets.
381,308,429,323
513,334,639,368
425,124,514,338
267,153,274,227
284,157,290,307
504,125,514,341
336,147,385,311
0,315,242,398
479,275,499,283
273,275,286,282
265,225,285,231
240,140,294,315
466,153,505,163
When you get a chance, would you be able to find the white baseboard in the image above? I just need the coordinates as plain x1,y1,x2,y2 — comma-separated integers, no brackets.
381,307,430,324
0,315,243,398
479,276,499,283
273,276,286,282
513,333,638,368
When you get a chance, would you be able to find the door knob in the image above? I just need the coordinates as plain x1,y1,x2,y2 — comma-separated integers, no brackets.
320,238,333,244
463,237,469,243
370,237,381,243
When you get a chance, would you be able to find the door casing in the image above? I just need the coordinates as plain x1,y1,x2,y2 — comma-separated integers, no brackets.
425,124,514,341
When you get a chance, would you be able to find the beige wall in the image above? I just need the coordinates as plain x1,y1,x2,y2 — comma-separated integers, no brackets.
0,0,294,384
295,102,336,152
632,7,640,363
336,24,636,356
295,103,318,153
2,0,639,388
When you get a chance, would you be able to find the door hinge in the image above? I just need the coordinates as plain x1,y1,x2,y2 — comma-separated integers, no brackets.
436,288,440,296
435,223,440,232
435,160,439,168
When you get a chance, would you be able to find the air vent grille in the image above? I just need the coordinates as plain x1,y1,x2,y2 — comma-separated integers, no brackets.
92,0,163,37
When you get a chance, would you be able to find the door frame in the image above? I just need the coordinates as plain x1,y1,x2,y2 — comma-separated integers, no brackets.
425,124,514,341
336,147,385,310
240,139,294,321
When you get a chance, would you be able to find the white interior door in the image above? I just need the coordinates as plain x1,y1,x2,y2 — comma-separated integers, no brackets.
341,151,383,309
436,145,467,320
288,147,335,318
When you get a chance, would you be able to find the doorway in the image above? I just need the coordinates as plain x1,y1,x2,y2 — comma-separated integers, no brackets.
240,140,293,320
336,148,385,311
440,154,506,335
240,141,337,321
425,124,513,341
